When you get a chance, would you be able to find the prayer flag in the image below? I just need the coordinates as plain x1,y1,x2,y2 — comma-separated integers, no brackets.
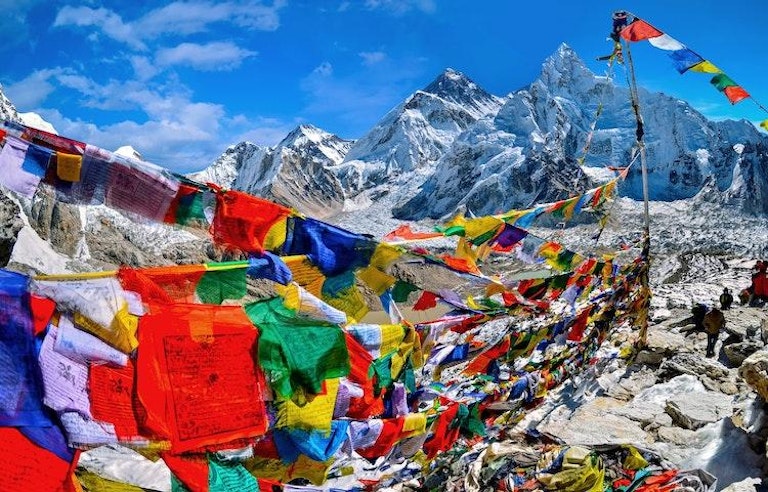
647,33,685,51
212,190,291,253
667,49,705,74
620,19,663,41
136,303,268,452
0,136,49,198
283,217,376,277
689,60,722,74
0,270,50,426
724,86,750,104
245,297,350,400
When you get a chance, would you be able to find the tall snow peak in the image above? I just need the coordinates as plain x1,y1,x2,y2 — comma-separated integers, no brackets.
536,43,601,99
189,141,270,190
334,68,504,194
422,68,504,119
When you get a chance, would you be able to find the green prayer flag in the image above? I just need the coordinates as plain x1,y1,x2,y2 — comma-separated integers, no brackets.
391,280,419,303
245,298,350,399
196,268,248,304
710,73,738,91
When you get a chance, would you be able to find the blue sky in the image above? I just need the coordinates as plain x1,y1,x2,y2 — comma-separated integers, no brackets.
2,0,767,173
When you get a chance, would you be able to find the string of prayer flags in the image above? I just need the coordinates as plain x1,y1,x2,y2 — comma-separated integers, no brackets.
619,14,752,105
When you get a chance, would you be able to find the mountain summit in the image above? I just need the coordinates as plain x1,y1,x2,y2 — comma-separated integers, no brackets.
193,45,768,219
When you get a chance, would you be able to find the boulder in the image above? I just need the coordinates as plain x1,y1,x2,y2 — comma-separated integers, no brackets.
664,391,733,430
635,325,690,366
659,353,737,394
724,341,764,367
0,191,23,267
720,477,762,492
739,349,768,401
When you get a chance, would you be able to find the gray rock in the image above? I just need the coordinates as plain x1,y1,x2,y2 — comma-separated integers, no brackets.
604,366,658,401
739,349,768,401
724,341,765,367
720,477,762,492
656,425,697,445
664,391,733,430
0,191,23,267
659,352,736,393
538,397,651,445
634,326,690,366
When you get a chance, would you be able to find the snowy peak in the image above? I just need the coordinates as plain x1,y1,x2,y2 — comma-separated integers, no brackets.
0,85,20,124
536,43,599,96
278,124,352,165
422,68,504,119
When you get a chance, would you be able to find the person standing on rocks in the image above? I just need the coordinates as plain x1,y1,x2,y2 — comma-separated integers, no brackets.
719,287,733,310
703,307,725,358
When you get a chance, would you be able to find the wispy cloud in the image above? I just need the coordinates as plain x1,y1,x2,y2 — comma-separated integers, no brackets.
364,0,436,14
359,51,386,66
4,68,71,109
54,1,286,50
156,42,257,71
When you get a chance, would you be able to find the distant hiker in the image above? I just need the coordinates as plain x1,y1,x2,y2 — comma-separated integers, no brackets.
702,307,725,358
739,288,752,306
719,287,733,310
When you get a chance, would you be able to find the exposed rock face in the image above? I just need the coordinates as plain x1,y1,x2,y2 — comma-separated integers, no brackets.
0,192,24,267
29,190,82,257
664,392,733,430
739,349,768,401
659,353,740,395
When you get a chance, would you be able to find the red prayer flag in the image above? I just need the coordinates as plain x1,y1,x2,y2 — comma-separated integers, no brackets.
211,190,291,253
29,294,56,336
345,333,385,418
136,303,269,452
0,428,76,492
464,335,510,375
413,291,438,311
162,453,209,492
620,19,663,42
383,224,442,241
89,360,143,441
724,86,750,104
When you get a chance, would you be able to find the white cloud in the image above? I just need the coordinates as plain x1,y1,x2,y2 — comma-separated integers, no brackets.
54,6,145,50
54,1,286,49
359,51,386,66
4,68,69,109
156,42,257,71
364,0,436,14
311,62,334,78
129,56,159,81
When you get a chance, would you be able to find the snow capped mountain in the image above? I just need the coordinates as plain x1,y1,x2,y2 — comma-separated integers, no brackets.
0,85,20,124
192,124,352,218
331,68,505,194
395,43,768,219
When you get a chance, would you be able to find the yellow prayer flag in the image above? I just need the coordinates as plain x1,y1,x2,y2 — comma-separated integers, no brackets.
262,217,287,250
56,152,82,182
276,378,339,431
689,60,722,74
463,216,503,241
760,119,768,131
379,324,405,356
357,265,396,295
